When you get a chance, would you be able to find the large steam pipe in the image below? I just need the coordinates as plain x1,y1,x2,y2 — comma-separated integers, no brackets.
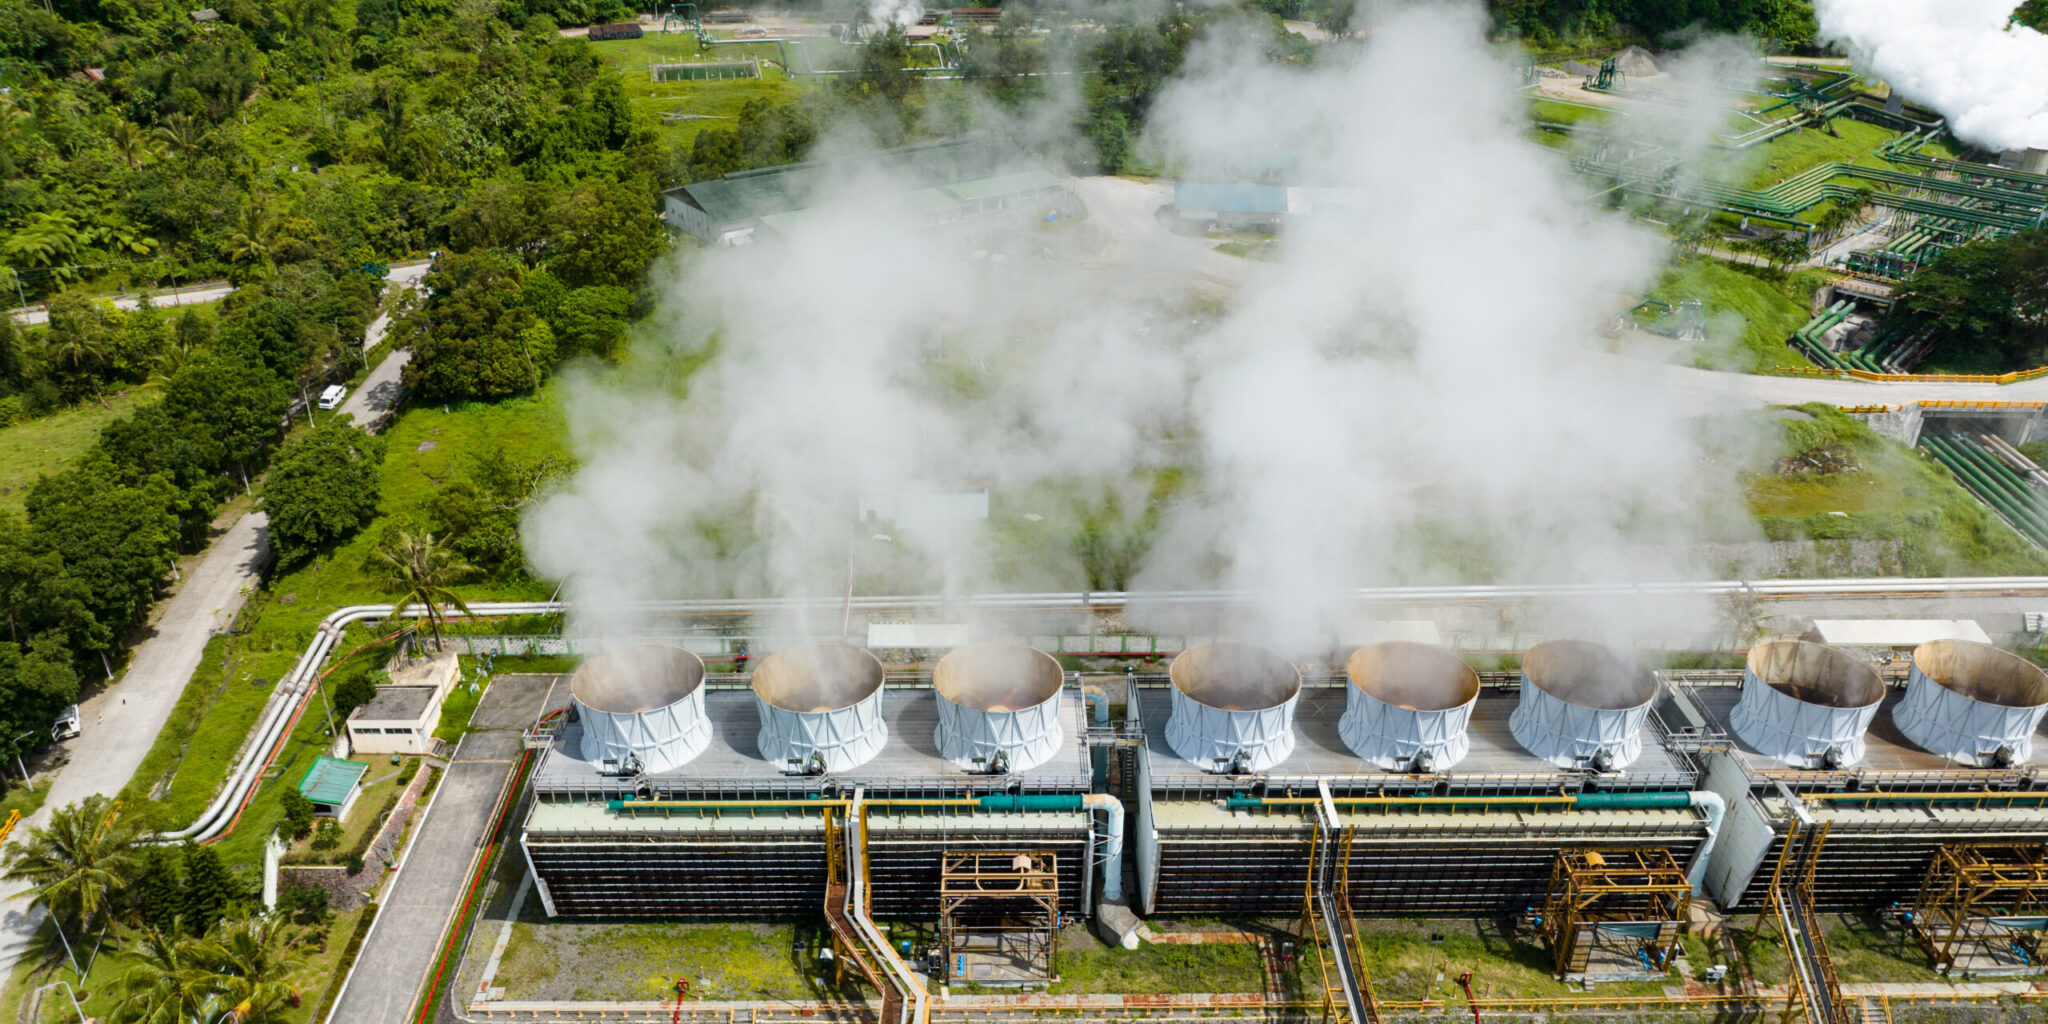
158,601,565,844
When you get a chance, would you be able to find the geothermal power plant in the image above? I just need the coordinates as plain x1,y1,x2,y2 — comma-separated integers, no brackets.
513,630,2048,992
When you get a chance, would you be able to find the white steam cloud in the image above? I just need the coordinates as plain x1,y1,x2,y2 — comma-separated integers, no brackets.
524,1,1745,655
867,0,924,33
1814,0,2048,151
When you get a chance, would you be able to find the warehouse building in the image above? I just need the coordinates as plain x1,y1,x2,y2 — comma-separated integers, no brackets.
661,138,1070,245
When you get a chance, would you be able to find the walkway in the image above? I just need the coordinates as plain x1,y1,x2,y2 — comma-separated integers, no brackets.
328,674,566,1024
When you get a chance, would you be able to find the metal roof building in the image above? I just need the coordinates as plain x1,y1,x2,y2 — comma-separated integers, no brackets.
298,756,370,820
661,138,1070,245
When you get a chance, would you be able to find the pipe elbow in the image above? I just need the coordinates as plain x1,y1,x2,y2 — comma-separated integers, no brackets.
1689,790,1726,833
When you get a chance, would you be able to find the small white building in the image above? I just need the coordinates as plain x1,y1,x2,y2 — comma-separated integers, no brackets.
346,654,459,755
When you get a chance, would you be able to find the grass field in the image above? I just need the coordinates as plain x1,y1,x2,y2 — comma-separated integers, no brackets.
0,387,157,514
1054,926,1276,995
495,917,823,1002
582,32,805,148
1739,118,1897,190
1357,918,1678,1001
1645,257,1830,372
1743,405,2048,577
1531,98,1612,126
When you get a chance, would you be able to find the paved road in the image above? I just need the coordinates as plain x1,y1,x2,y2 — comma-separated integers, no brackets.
8,282,236,325
0,262,427,980
0,504,271,971
327,675,567,1024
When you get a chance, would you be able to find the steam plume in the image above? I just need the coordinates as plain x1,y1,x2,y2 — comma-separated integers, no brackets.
1814,0,2048,151
524,1,1749,656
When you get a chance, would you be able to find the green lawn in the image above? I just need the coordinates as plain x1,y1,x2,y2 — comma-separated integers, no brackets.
1744,405,2048,577
0,387,157,514
582,31,803,149
1644,257,1830,372
1356,917,1674,1002
1053,926,1275,995
117,385,568,864
1740,118,1898,190
495,919,820,1002
1531,98,1611,126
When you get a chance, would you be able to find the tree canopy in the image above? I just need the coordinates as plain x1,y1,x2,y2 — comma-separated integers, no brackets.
1877,227,2048,372
261,418,387,566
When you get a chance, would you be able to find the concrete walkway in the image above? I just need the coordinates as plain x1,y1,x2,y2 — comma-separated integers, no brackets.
328,675,566,1024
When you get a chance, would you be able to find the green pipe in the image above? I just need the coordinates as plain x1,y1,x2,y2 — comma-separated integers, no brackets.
975,794,1082,811
1949,443,2048,541
1927,440,2048,543
1222,791,1696,810
1572,792,1693,809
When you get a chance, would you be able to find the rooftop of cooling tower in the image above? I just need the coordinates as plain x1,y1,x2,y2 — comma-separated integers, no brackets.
751,644,885,713
1523,640,1657,711
1346,642,1480,711
934,644,1063,711
1137,678,1696,791
1913,640,2048,709
1680,680,2048,783
1170,642,1302,712
1746,641,1884,709
571,645,706,714
534,684,1092,794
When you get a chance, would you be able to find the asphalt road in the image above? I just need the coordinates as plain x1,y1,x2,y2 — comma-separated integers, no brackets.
0,262,427,980
326,675,566,1024
7,282,235,325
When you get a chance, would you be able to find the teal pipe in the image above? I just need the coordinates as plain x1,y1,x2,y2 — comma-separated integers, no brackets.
976,794,1081,811
1572,792,1691,809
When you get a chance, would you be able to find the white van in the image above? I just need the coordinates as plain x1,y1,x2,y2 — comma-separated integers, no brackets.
318,384,348,410
52,705,81,741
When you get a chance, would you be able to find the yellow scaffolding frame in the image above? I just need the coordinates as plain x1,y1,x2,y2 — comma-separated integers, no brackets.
1908,841,2048,973
1539,848,1692,979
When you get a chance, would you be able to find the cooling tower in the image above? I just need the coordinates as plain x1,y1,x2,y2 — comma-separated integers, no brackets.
1730,641,1885,769
1894,640,2048,767
1165,643,1301,773
932,644,1065,773
1340,642,1479,772
1509,640,1656,770
752,644,888,773
572,645,712,775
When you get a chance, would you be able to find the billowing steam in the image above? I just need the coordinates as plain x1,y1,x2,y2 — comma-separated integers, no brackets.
523,1,1745,655
867,0,924,33
1814,0,2048,151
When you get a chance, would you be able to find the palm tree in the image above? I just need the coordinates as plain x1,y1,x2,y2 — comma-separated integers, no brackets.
223,199,276,267
107,118,163,169
373,531,477,644
48,327,107,385
151,113,210,163
116,923,211,1024
2,793,141,933
191,914,308,1024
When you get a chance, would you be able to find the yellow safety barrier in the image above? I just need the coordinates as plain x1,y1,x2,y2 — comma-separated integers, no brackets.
0,809,18,846
1775,364,2048,385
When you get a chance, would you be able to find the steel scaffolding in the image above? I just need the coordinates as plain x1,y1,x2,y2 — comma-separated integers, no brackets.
1539,848,1691,980
1909,842,2048,974
937,851,1061,985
